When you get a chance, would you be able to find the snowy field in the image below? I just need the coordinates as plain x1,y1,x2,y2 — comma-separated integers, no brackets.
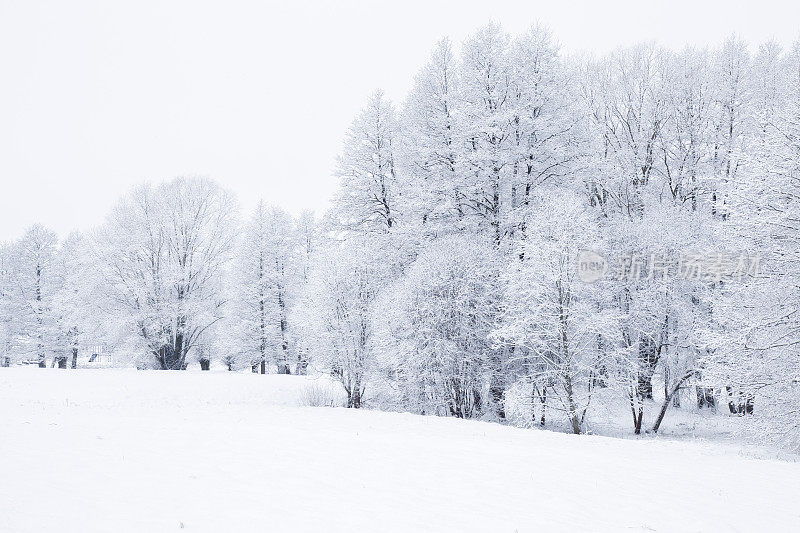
1,368,799,532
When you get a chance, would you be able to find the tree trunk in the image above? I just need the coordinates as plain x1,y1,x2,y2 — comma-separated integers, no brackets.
564,372,582,434
294,358,308,375
725,387,755,415
276,284,291,375
347,387,362,408
200,358,210,371
489,378,505,420
696,385,716,409
71,347,78,369
158,342,186,370
652,371,694,433
539,387,546,426
726,386,738,414
492,345,511,421
744,394,754,415
637,337,658,399
57,357,67,369
634,405,644,435
36,265,45,369
630,390,644,434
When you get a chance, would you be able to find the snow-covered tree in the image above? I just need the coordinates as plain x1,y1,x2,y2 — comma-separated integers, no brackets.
51,232,93,368
458,23,515,242
5,26,800,450
290,210,318,374
507,25,582,232
398,38,464,237
709,35,751,219
373,235,502,418
702,41,800,445
92,177,237,370
331,90,399,235
295,236,397,407
494,191,618,433
230,202,298,374
5,225,61,367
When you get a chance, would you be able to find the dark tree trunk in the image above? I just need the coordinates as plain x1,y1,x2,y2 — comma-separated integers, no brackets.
260,359,266,374
36,265,45,369
652,371,694,433
347,388,362,408
592,334,608,388
638,374,653,400
276,283,291,376
725,387,755,415
696,386,716,409
0,356,9,367
538,386,547,426
490,383,505,419
489,352,506,420
630,336,662,433
744,394,754,414
71,347,78,369
200,358,210,371
726,386,738,414
630,390,644,434
158,343,187,370
57,357,67,369
634,405,644,434
637,337,658,399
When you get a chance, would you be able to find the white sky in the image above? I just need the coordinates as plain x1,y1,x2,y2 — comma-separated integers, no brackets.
1,0,799,241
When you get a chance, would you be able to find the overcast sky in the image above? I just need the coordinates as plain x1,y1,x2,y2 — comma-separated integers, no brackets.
1,0,798,240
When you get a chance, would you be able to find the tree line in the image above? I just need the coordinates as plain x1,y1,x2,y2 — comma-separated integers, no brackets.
2,24,799,444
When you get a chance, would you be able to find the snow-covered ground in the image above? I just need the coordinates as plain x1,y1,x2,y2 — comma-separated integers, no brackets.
1,368,798,532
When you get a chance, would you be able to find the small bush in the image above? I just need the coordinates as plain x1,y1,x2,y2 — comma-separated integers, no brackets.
299,381,347,408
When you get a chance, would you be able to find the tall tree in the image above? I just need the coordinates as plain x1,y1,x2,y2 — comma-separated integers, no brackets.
296,237,394,408
458,22,515,242
495,191,618,434
331,90,399,235
93,178,237,370
399,38,464,237
7,225,60,367
231,202,298,374
52,232,93,369
373,235,502,418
